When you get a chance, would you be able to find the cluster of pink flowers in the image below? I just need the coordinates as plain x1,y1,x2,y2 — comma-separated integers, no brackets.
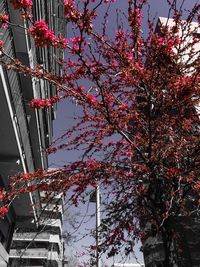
12,169,45,182
129,8,143,29
0,188,7,203
47,146,57,154
63,0,97,32
29,20,68,48
0,206,8,218
10,0,32,10
150,30,180,56
29,96,61,109
70,36,83,53
63,0,81,21
0,13,9,29
86,94,98,105
0,41,4,51
54,36,68,49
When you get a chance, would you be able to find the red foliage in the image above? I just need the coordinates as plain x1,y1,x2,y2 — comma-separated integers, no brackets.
0,41,4,50
0,206,9,218
0,0,200,264
10,0,32,10
29,20,68,48
0,13,9,28
29,96,61,109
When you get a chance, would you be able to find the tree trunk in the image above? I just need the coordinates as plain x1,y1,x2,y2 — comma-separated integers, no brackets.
141,216,200,267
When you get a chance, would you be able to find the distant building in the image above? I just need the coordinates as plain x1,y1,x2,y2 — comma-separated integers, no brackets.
0,0,65,266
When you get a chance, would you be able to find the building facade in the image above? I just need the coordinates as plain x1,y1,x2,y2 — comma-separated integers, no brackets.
9,192,65,267
0,0,65,266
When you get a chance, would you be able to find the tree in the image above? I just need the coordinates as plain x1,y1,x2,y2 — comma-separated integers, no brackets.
0,0,200,266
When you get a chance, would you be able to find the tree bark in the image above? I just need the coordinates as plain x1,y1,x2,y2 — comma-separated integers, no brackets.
141,216,200,267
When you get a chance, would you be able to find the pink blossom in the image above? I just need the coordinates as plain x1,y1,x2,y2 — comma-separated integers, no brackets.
0,206,8,218
29,20,68,48
10,0,32,10
0,13,9,29
0,41,4,50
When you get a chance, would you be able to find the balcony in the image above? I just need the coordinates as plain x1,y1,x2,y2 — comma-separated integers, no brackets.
43,219,62,231
41,203,64,220
42,202,63,211
13,232,62,248
13,232,50,242
10,249,61,261
9,249,48,259
40,191,65,203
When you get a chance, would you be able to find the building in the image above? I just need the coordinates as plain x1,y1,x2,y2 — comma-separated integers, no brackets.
0,0,65,266
141,17,200,267
9,191,65,267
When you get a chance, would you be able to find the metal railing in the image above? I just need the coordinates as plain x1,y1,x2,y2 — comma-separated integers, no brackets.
13,232,50,241
9,249,48,259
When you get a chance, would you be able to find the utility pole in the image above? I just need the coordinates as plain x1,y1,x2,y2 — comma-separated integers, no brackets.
90,184,101,267
96,184,101,267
